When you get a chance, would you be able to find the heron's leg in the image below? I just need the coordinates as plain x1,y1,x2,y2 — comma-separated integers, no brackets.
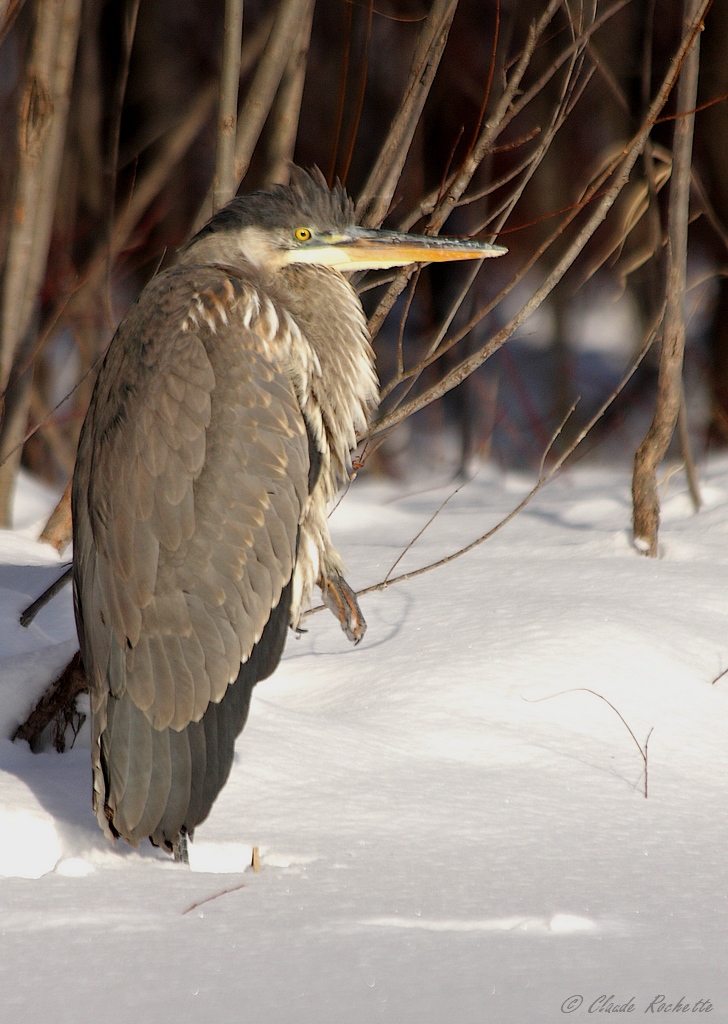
13,651,88,752
319,570,366,644
173,830,190,864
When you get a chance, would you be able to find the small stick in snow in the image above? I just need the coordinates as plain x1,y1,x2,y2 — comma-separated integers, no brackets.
182,882,247,916
19,565,73,627
524,687,654,799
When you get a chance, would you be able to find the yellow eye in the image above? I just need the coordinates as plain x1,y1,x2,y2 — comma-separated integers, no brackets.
294,227,312,242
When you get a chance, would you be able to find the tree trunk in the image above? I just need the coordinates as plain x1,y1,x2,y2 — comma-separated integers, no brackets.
632,0,702,556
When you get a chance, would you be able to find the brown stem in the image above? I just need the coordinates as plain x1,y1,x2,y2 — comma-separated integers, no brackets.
356,307,661,598
356,0,458,225
103,0,141,323
213,0,245,212
191,11,275,231
365,0,566,342
355,0,459,227
678,385,702,511
39,479,73,552
0,0,83,526
369,1,709,444
397,0,632,234
20,566,72,626
632,0,703,555
426,0,562,234
233,0,311,185
378,43,596,409
265,0,315,186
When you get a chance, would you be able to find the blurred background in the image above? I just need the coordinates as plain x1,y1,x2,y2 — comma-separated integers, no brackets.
0,0,725,532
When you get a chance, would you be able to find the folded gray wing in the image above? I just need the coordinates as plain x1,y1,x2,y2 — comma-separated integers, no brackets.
72,264,309,844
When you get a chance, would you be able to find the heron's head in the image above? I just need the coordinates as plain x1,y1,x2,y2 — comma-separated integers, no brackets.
186,167,507,273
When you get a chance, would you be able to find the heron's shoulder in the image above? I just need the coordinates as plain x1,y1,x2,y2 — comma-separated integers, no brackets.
130,262,250,328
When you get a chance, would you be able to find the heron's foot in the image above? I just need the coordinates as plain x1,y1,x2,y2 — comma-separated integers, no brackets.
13,651,88,753
172,831,190,864
320,571,366,644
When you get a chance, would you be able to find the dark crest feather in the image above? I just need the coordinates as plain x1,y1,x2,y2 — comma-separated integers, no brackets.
192,167,355,243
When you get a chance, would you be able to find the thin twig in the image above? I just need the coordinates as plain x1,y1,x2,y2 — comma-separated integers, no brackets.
379,36,596,410
396,0,634,234
644,727,653,798
306,307,661,624
524,687,653,798
710,666,728,686
191,10,276,230
117,82,218,250
328,0,353,184
375,130,618,425
103,0,141,324
365,0,561,337
365,0,595,346
339,0,373,184
0,341,108,472
369,4,709,443
352,306,661,599
678,384,702,511
383,477,468,584
19,565,73,627
182,882,247,915
355,0,460,226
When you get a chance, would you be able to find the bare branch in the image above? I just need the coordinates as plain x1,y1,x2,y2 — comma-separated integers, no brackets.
118,82,218,252
364,0,571,343
0,0,82,395
378,36,598,410
369,1,709,443
355,0,459,227
103,0,141,322
678,384,701,511
38,479,72,552
234,0,312,184
355,304,662,598
383,478,467,585
0,0,27,49
191,9,276,230
632,0,703,555
213,0,245,212
524,688,653,798
19,565,72,627
427,0,563,233
0,0,83,525
265,0,315,186
397,0,633,234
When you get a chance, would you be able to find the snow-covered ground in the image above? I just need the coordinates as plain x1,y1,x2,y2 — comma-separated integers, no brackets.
1,459,728,1023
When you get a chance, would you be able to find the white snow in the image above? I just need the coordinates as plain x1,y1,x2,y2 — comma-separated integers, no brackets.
1,459,727,1022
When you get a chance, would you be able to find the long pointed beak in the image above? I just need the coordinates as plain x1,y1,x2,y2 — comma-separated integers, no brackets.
286,226,507,271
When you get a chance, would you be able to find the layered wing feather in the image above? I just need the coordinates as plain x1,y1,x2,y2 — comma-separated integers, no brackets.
72,263,309,846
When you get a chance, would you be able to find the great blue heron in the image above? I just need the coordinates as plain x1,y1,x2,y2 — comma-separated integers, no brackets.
72,167,506,860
